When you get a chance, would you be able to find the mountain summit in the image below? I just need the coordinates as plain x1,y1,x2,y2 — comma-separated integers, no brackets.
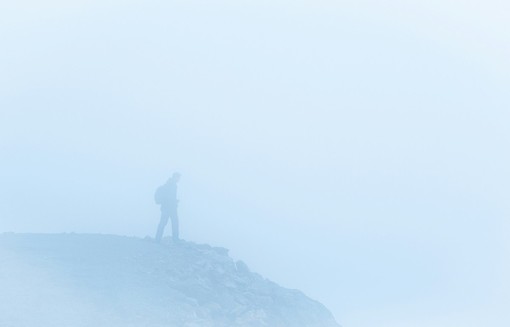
0,233,339,327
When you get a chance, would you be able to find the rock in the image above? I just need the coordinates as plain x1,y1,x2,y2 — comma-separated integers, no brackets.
0,233,340,327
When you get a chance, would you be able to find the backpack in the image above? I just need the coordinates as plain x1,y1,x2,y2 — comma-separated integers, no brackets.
154,185,165,204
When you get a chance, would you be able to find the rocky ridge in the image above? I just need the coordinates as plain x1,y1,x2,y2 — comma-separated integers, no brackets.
0,233,339,327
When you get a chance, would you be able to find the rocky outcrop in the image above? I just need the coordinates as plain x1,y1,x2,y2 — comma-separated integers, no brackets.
0,233,339,327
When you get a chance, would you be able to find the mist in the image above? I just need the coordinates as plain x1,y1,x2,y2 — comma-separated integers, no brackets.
1,1,509,326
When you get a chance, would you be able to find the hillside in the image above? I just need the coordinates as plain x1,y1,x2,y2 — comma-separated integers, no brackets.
0,233,339,327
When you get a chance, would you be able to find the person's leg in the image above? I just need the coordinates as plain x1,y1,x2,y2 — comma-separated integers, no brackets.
171,209,179,242
155,212,169,243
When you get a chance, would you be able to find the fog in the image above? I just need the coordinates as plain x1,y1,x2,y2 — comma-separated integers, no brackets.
1,1,509,326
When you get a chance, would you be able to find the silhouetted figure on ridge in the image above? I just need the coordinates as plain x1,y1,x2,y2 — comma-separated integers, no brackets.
154,172,181,243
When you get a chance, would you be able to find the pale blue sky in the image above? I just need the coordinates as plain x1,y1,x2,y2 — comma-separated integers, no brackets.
1,1,509,326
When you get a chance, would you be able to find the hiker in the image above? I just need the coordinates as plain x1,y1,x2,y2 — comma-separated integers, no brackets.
154,172,181,243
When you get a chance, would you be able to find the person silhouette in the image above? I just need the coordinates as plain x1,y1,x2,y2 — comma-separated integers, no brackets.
154,172,181,243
